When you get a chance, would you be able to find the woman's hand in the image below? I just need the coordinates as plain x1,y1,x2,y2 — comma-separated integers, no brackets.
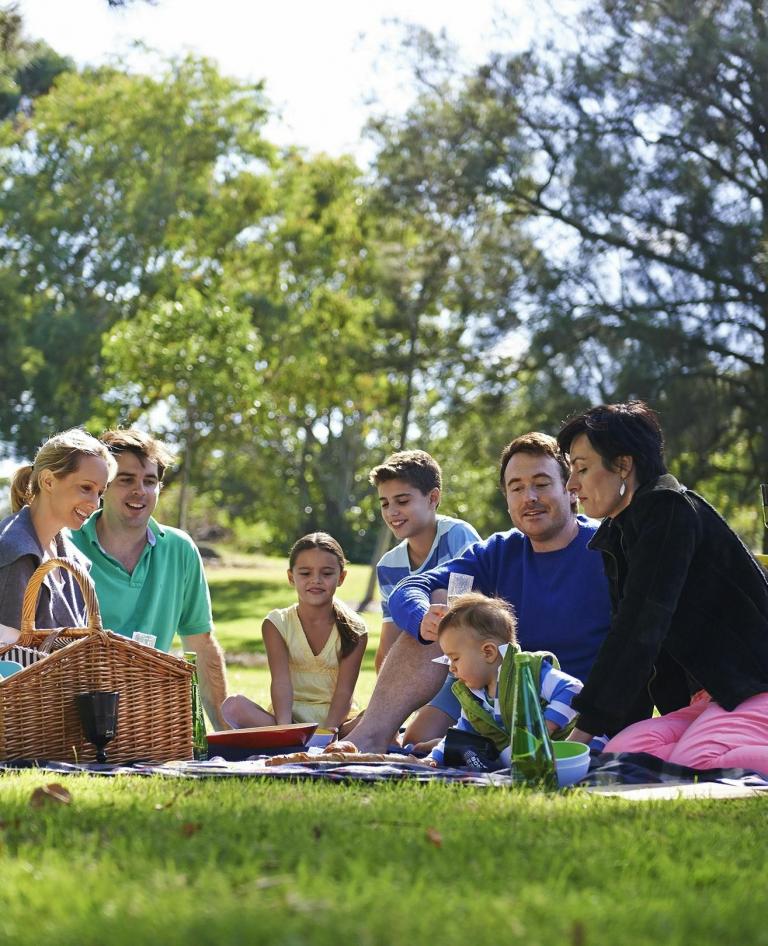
568,727,594,744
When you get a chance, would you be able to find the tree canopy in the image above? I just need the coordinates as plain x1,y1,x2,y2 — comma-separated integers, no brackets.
1,2,766,555
363,1,768,541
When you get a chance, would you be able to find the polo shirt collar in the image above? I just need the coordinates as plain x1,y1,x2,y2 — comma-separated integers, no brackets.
81,509,161,552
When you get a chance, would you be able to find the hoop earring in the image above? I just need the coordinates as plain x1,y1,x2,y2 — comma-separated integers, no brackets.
619,479,626,498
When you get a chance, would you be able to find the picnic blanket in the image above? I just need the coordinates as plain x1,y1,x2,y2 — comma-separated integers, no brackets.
1,749,767,796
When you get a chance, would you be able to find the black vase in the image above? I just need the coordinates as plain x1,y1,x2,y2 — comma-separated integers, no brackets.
76,691,120,764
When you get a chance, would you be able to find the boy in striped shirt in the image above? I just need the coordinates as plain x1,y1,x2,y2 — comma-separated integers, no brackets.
427,592,586,766
369,450,479,672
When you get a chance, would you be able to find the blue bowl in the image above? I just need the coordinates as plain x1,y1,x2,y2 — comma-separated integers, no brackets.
552,740,591,787
0,660,24,679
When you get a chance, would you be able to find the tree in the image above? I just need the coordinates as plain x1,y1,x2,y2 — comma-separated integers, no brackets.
100,286,263,530
0,54,272,457
375,5,768,546
0,5,73,120
482,2,768,518
350,25,544,592
214,151,392,557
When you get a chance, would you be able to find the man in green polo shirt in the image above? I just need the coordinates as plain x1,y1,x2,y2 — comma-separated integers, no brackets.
69,428,229,730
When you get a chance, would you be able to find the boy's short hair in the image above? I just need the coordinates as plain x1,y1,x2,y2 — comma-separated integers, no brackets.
368,449,442,495
438,592,518,646
100,428,176,482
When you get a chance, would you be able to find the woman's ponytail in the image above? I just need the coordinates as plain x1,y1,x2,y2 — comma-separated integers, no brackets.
9,465,34,513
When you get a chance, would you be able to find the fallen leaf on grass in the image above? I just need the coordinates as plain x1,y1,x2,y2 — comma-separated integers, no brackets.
154,787,196,811
180,822,202,837
425,827,442,848
30,784,72,808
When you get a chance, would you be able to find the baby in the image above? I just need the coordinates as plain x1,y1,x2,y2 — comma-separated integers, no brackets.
427,593,585,767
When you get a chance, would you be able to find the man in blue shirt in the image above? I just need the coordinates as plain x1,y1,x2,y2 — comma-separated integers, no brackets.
344,432,613,753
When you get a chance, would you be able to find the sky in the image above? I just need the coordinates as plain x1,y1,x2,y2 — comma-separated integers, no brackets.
15,0,565,159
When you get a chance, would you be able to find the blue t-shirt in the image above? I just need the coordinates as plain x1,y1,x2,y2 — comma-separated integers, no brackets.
389,516,611,684
377,515,480,622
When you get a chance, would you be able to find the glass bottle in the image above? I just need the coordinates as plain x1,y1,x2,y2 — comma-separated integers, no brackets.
184,651,208,761
508,652,558,790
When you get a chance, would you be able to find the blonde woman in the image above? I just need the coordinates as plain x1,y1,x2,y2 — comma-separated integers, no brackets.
0,429,115,634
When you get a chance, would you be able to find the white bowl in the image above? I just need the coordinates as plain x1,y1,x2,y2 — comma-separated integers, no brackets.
552,740,591,787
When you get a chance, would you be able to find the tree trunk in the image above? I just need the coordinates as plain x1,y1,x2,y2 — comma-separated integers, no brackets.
177,411,194,534
297,419,315,534
357,307,419,611
178,435,192,532
356,521,392,612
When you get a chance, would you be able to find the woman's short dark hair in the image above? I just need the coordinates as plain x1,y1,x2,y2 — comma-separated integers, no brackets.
557,401,666,485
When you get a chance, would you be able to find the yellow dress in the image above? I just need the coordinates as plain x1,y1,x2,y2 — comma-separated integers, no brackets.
265,603,365,725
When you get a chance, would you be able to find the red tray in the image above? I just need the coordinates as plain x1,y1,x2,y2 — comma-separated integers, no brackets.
207,722,317,750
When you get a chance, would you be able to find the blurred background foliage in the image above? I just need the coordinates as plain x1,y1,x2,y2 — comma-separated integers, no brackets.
1,0,767,562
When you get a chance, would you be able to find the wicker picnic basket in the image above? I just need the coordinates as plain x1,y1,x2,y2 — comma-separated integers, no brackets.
0,558,195,763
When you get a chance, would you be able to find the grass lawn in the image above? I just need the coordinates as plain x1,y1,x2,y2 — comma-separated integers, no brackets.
0,772,766,945
1,555,766,945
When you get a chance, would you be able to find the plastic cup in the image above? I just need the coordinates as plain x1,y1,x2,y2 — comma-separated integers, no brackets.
446,572,474,606
131,631,157,648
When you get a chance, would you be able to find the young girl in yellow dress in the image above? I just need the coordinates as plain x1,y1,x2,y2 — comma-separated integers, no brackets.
221,532,367,734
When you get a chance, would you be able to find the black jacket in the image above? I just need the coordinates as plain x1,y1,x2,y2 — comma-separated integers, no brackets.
573,474,768,736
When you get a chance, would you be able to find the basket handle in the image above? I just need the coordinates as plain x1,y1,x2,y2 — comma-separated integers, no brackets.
20,557,104,635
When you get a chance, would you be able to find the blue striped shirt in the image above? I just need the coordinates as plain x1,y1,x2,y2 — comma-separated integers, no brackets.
429,645,583,766
377,515,480,622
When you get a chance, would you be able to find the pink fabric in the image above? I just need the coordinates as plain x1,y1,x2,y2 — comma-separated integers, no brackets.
604,692,768,774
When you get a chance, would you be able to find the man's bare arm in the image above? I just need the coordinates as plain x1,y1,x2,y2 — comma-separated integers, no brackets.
182,630,229,730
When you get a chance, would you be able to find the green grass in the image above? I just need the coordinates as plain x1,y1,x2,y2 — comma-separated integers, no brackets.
0,772,765,945
207,556,382,707
3,556,765,945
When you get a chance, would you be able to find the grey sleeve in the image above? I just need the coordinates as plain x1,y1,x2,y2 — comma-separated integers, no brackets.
0,555,36,629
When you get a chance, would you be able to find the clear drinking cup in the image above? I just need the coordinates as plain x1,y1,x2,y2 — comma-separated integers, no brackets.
131,631,157,648
446,572,474,607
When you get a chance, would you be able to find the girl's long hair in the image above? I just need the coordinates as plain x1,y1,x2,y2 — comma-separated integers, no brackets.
289,532,365,659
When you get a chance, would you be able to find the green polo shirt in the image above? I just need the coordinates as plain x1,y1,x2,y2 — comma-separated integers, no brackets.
68,511,213,652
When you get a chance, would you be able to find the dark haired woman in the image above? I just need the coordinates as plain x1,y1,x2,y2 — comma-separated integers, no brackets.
558,401,768,773
221,532,367,735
